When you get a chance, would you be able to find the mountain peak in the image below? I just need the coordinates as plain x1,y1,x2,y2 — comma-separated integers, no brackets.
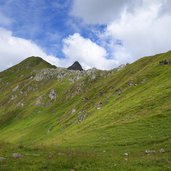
67,61,83,71
12,56,56,71
20,56,53,67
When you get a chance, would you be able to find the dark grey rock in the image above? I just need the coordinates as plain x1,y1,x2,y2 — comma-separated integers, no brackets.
82,97,89,102
27,86,36,92
49,89,57,101
127,80,134,86
78,112,87,122
116,88,122,95
99,91,105,96
96,102,102,110
68,61,83,71
159,59,170,65
12,153,23,158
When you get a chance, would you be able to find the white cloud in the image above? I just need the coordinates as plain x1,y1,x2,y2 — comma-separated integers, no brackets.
0,28,119,71
105,0,171,59
0,28,60,71
0,28,118,71
72,0,171,64
71,0,130,24
62,33,118,70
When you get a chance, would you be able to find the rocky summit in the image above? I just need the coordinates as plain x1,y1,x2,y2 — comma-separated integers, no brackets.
0,52,171,170
67,61,84,71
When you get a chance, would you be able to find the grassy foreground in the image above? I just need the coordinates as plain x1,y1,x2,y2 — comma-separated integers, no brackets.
0,142,170,171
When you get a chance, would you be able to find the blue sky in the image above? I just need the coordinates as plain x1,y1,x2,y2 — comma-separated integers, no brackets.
0,0,105,57
1,0,74,56
0,0,171,71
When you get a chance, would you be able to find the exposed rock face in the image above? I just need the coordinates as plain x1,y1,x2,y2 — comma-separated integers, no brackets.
71,109,76,114
34,68,67,81
34,68,107,82
68,61,83,71
27,86,36,92
116,88,122,95
145,150,156,154
12,85,19,92
96,102,102,110
16,102,24,107
10,95,17,101
0,157,6,161
127,80,135,86
159,148,165,153
34,68,84,82
127,80,138,87
35,96,43,106
86,68,98,80
159,59,170,65
49,89,57,101
12,153,24,159
77,112,87,123
117,64,126,71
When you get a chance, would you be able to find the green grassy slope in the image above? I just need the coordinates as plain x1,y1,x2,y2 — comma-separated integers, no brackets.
0,52,171,170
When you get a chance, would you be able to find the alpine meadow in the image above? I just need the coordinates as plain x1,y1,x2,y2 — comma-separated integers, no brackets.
0,51,171,170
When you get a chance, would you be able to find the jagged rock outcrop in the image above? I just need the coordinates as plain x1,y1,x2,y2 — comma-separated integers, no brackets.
159,59,170,65
34,68,84,82
0,157,6,161
34,67,108,82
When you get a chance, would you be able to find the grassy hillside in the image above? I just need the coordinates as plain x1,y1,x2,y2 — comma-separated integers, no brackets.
0,52,171,170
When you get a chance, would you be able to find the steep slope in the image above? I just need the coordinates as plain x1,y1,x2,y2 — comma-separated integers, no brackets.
0,52,171,170
0,56,56,89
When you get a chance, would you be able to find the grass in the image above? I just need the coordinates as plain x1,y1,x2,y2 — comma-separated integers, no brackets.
0,52,171,170
0,143,170,171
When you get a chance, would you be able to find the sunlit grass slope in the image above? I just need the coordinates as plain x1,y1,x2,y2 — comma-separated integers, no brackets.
0,52,171,170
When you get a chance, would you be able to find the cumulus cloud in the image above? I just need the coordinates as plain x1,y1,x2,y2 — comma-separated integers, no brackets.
71,0,171,64
0,28,118,71
105,0,171,58
0,28,119,71
0,28,60,71
62,33,118,70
